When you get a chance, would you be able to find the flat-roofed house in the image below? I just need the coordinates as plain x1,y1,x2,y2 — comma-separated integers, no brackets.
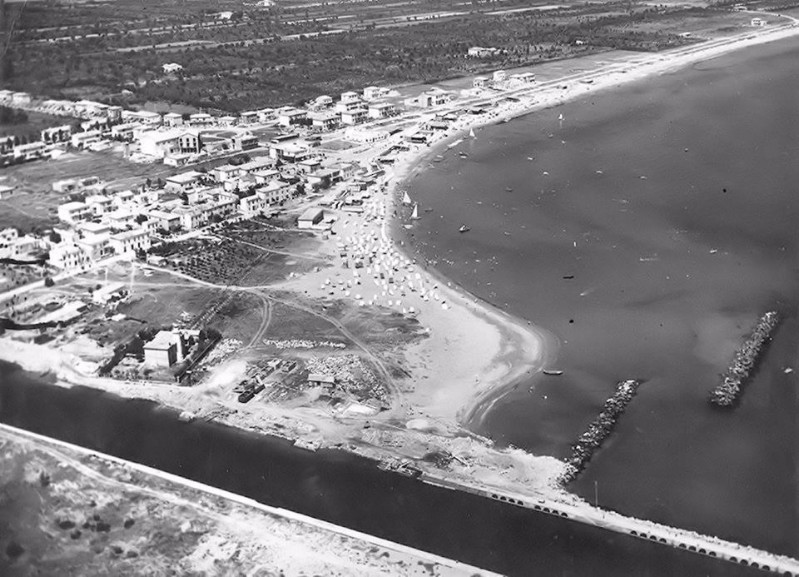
298,207,324,229
163,112,184,127
310,112,340,132
277,109,308,127
239,193,267,217
144,330,178,367
341,109,368,125
109,228,151,255
58,201,93,224
367,102,398,119
165,170,204,192
49,243,91,270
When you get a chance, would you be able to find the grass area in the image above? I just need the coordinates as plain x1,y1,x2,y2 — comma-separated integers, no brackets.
0,150,179,195
262,300,343,343
0,190,60,234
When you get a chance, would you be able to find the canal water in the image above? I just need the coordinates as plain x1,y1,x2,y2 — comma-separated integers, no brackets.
0,361,762,576
401,35,799,557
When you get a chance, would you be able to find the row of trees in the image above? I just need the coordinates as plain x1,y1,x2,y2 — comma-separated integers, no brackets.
7,1,701,111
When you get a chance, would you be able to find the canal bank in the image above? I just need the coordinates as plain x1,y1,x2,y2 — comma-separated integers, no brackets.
0,361,764,576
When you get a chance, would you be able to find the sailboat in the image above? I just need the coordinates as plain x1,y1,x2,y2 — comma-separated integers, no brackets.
469,127,476,139
402,191,412,205
411,203,420,220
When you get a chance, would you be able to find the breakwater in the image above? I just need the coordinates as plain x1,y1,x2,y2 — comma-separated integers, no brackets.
709,312,780,408
424,473,799,576
560,379,641,484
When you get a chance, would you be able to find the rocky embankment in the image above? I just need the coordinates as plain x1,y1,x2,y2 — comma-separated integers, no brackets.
709,311,779,408
560,379,642,484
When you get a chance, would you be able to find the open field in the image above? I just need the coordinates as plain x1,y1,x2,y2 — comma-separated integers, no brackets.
0,189,60,233
0,150,179,195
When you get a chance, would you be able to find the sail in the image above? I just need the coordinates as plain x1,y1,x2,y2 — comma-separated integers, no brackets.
469,127,476,138
402,191,412,205
411,203,419,219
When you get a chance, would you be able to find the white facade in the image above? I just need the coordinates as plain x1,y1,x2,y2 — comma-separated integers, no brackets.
50,243,91,270
58,202,93,224
109,228,151,254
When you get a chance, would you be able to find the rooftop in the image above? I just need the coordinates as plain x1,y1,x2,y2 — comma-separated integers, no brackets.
144,330,177,351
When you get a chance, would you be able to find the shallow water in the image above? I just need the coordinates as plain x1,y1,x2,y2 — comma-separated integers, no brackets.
403,36,799,555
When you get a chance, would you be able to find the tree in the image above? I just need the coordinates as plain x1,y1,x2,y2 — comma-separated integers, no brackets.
44,276,55,287
48,231,62,243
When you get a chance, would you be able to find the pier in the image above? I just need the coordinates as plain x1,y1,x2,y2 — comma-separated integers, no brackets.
422,473,799,575
560,379,641,483
709,311,779,407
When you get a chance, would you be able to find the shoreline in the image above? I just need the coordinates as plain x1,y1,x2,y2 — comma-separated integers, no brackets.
374,18,799,424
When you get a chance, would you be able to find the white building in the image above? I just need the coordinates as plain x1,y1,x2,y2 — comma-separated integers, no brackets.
84,195,114,215
314,95,334,108
341,109,368,125
340,91,360,104
188,113,213,126
49,243,91,270
165,170,204,191
163,112,184,127
13,142,48,161
71,130,103,149
58,202,93,224
367,102,398,119
277,109,308,127
139,129,201,159
310,112,340,132
467,46,501,58
298,207,324,229
344,128,389,143
259,180,293,205
144,330,180,367
162,63,184,73
109,228,151,255
239,193,267,217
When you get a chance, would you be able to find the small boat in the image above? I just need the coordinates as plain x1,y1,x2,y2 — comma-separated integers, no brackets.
424,208,434,213
411,203,420,220
402,191,412,205
459,151,469,158
543,369,564,376
459,225,470,233
505,187,513,192
469,127,476,139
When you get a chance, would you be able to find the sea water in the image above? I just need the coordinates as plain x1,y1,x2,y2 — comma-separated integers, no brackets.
403,36,799,556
